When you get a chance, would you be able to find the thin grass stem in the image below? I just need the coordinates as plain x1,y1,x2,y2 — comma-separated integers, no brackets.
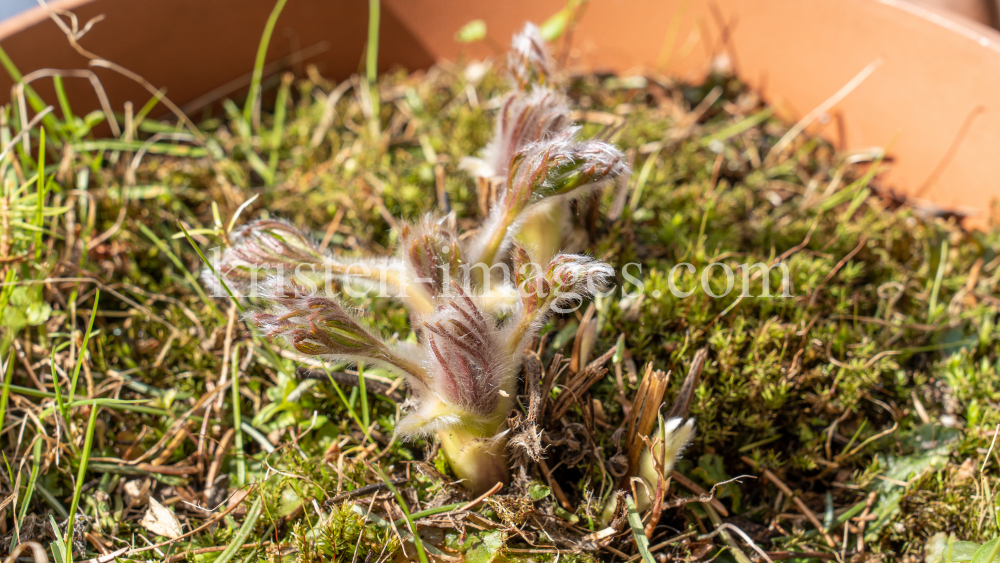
68,289,100,405
65,403,99,563
232,343,247,487
374,463,429,563
244,0,290,127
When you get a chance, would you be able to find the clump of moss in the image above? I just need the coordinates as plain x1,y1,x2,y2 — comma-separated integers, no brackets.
310,502,399,560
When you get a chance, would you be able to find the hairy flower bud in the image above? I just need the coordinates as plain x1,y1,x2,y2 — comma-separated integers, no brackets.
398,282,514,437
208,219,326,295
509,23,554,91
400,215,462,297
512,133,627,203
506,250,613,353
601,417,696,524
211,218,436,314
254,281,430,388
467,135,626,267
463,89,572,185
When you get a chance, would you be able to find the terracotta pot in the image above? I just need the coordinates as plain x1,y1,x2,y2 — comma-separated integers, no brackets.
2,0,1000,226
908,0,996,27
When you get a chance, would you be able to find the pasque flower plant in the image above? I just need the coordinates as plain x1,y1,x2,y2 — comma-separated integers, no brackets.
205,23,628,494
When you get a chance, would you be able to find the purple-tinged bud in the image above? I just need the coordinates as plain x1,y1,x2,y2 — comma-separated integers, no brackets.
509,23,554,91
505,253,614,354
467,134,627,267
509,133,627,206
254,280,430,388
400,216,462,297
462,89,572,186
205,219,327,297
397,282,514,437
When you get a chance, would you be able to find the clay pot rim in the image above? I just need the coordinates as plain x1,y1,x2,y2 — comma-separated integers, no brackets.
2,0,1000,226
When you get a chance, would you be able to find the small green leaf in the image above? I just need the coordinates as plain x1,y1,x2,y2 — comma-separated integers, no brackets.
26,300,52,326
612,333,627,365
932,540,983,563
528,482,551,501
456,19,487,43
953,542,986,562
465,530,506,563
971,537,1000,563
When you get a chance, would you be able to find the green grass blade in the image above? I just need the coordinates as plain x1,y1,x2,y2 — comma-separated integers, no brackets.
72,140,207,157
17,438,44,523
68,289,100,405
358,363,370,430
367,0,381,135
232,343,247,487
267,73,291,179
324,366,373,445
133,87,167,128
929,239,948,321
34,127,46,260
65,403,99,563
221,100,275,183
214,496,264,563
393,501,464,528
0,340,13,433
52,75,74,127
177,220,245,313
51,340,72,428
49,514,68,563
137,222,221,318
373,463,429,563
699,108,773,147
244,0,290,127
624,494,655,563
0,268,18,319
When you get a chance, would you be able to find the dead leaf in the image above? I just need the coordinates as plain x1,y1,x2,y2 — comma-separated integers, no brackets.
123,479,150,509
139,498,183,539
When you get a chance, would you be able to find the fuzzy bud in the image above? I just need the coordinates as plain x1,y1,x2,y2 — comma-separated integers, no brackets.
209,219,326,295
398,283,514,437
400,216,462,297
492,89,571,179
254,281,430,387
509,23,554,90
506,251,613,353
513,133,627,203
601,417,696,524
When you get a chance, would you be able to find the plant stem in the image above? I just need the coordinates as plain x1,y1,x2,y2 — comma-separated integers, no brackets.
358,363,370,429
0,340,13,433
438,426,509,496
214,497,264,563
34,127,46,260
18,438,44,523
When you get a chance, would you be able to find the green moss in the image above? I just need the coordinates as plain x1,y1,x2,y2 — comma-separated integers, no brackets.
311,502,398,560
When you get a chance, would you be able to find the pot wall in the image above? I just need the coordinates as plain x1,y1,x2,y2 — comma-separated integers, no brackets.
1,0,1000,226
